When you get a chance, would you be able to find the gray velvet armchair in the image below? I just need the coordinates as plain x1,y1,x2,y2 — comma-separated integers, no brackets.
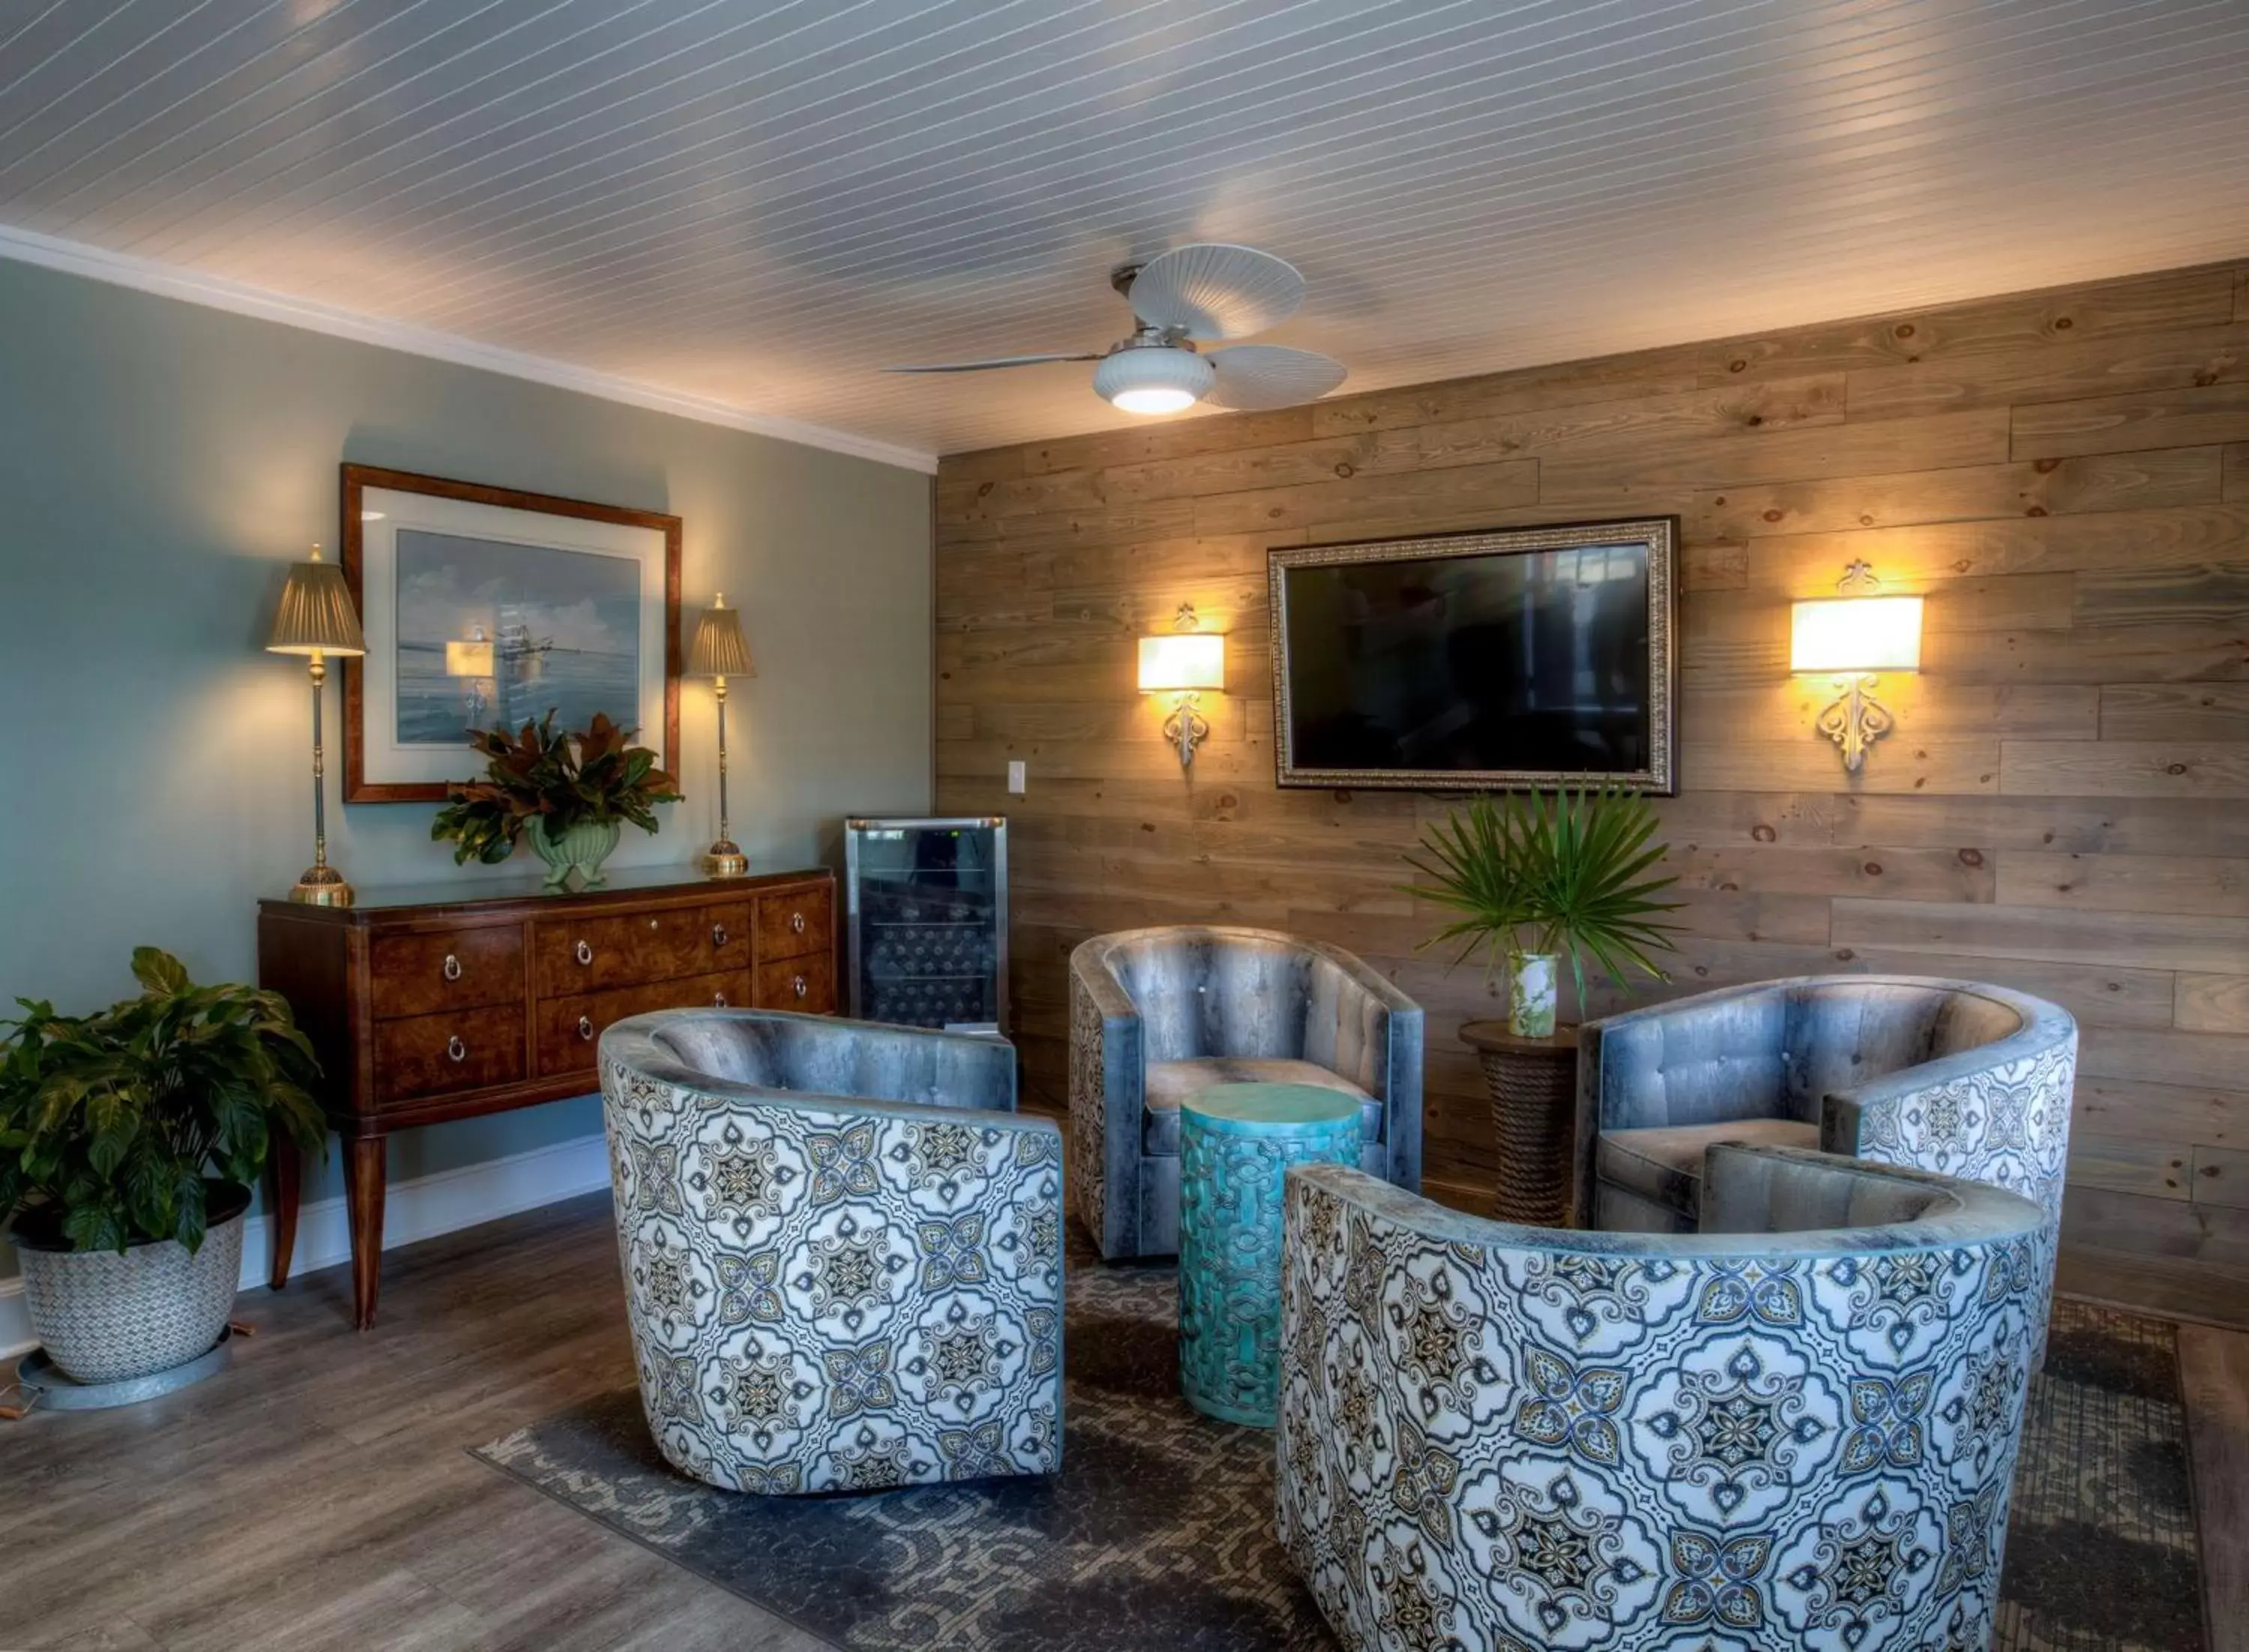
1068,925,1423,1261
1579,974,2076,1357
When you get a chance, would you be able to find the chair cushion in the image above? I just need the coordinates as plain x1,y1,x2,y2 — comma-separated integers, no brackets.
1595,1118,1819,1221
1142,1058,1379,1157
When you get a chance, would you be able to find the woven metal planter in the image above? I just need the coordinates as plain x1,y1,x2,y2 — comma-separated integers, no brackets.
16,1182,247,1384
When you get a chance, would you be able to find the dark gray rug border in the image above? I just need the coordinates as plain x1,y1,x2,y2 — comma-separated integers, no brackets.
469,1434,857,1652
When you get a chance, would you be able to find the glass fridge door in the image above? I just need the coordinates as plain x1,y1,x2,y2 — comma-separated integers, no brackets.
846,818,1007,1035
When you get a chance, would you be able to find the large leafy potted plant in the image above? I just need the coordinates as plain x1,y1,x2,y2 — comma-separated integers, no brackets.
0,948,326,1384
431,711,681,887
1404,786,1682,1223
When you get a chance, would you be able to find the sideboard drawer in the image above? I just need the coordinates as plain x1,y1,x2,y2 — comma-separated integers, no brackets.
373,1004,526,1106
757,885,832,962
756,950,835,1015
370,926,525,1020
535,969,753,1079
534,900,751,996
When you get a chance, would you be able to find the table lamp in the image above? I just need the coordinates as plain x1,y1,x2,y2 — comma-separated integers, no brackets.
266,544,367,905
687,593,755,877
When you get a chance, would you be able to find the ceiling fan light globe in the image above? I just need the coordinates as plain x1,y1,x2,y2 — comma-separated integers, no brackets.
1111,385,1199,414
1093,346,1212,416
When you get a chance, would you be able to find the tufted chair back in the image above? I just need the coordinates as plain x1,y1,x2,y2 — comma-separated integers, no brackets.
1589,978,2031,1136
651,1010,1015,1112
1100,929,1394,1095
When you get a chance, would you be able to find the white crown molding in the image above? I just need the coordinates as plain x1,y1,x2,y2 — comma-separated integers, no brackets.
0,1132,612,1360
0,223,936,475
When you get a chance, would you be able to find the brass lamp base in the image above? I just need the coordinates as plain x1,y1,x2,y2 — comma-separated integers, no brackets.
289,863,355,907
702,839,748,878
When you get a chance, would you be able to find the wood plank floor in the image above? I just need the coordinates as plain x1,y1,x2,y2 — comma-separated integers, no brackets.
0,1195,820,1652
1,1196,2243,1651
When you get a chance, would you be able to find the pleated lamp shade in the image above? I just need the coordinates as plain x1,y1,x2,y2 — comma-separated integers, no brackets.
687,597,755,678
267,550,366,657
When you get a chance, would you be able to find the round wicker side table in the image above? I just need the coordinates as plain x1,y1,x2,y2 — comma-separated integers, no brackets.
1459,1021,1579,1227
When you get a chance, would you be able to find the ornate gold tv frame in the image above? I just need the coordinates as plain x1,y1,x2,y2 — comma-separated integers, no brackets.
1268,517,1679,794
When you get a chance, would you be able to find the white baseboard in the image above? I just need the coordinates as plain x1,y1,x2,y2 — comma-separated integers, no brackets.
0,1278,23,1364
0,1133,612,1360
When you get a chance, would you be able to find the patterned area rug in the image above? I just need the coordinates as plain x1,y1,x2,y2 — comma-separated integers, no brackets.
472,1254,2203,1652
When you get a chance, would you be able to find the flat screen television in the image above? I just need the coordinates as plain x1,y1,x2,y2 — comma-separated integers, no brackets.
1269,519,1678,792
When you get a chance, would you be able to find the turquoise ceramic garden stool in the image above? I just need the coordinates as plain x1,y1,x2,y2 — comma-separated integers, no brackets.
1177,1082,1362,1426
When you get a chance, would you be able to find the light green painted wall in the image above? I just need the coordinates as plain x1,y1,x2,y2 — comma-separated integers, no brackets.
0,257,933,1278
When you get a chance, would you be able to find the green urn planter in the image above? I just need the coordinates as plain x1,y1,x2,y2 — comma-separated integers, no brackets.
529,816,623,887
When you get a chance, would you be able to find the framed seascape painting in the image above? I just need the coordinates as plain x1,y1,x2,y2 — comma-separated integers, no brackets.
340,465,681,803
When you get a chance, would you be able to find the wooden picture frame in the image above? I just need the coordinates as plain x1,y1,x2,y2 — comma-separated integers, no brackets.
1268,516,1679,795
340,464,681,804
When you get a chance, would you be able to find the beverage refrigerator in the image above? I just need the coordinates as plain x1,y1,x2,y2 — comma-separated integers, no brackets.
842,816,1008,1036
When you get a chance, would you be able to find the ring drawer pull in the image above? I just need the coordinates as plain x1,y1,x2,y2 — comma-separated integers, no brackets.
789,911,807,935
577,1015,594,1041
711,922,729,947
792,974,807,1000
575,939,594,966
447,1035,468,1063
442,953,463,982
713,990,729,1007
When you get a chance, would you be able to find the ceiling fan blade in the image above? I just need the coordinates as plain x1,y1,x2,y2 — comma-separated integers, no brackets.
884,352,1101,373
1205,345,1347,410
1124,244,1304,341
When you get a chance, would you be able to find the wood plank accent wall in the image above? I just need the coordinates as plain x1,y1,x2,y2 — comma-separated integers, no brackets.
933,258,2249,1323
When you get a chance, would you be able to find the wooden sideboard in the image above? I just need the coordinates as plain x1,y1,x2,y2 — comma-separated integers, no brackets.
259,863,837,1327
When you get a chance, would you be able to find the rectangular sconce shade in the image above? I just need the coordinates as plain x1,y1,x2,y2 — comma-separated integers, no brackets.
688,605,756,678
1790,595,1923,675
1138,632,1225,692
445,638,495,676
266,558,366,657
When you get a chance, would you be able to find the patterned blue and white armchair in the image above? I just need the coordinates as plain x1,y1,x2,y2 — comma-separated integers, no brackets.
1069,926,1424,1261
600,1008,1063,1495
1277,1147,2052,1652
1580,975,2075,1360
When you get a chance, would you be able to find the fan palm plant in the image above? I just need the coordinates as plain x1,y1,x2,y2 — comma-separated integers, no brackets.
1403,785,1683,1036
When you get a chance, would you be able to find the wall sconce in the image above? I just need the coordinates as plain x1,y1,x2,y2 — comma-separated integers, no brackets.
1790,561,1923,772
1138,603,1224,769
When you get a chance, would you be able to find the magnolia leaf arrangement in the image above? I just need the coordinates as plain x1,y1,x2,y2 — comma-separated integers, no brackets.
431,711,681,866
0,948,327,1255
1403,784,1684,1020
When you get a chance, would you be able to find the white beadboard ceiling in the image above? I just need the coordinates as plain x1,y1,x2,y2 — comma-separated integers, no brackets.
3,0,2248,469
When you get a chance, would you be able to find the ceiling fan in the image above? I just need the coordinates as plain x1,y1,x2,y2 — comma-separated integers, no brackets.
885,243,1346,416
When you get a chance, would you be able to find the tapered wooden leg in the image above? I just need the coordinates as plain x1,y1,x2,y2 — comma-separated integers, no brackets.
343,1136,388,1331
268,1139,302,1290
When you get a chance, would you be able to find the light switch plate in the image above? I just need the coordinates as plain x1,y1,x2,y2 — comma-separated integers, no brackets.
1007,760,1026,794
